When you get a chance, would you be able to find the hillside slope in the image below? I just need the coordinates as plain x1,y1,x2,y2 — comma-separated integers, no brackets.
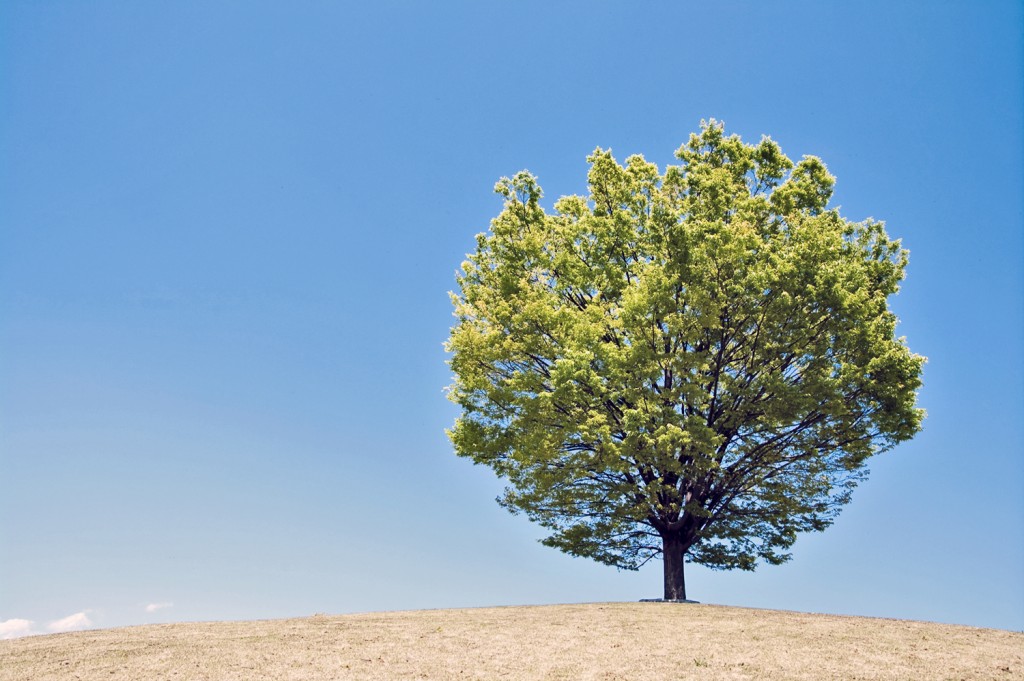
1,602,1020,680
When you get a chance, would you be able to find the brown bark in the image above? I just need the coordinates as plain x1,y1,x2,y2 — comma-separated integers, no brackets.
662,533,686,601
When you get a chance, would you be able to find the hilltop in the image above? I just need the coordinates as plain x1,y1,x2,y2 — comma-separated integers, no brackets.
1,602,1020,680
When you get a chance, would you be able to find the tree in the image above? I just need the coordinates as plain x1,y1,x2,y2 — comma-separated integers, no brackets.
446,121,924,601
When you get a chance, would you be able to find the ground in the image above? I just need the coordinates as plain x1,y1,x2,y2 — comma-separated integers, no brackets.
1,602,1020,680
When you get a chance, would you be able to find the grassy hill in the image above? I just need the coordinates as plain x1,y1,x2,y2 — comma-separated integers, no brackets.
1,602,1020,680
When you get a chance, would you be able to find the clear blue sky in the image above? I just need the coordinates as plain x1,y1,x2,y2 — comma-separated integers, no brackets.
1,1,1021,636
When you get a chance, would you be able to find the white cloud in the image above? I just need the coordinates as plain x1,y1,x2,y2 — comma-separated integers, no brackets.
0,619,39,640
2,612,96,639
145,602,173,614
47,612,93,634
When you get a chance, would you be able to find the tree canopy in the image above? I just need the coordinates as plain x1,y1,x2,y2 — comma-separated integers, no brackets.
446,121,924,600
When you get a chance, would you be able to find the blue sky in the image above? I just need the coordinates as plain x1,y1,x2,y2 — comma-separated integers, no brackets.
1,1,1021,637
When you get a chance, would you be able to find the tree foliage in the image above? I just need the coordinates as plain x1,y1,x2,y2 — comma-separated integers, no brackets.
446,121,924,581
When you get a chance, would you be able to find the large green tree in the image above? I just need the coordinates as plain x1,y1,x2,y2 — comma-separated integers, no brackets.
446,121,924,600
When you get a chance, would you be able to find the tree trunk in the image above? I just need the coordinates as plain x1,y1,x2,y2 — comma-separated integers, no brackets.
662,533,686,601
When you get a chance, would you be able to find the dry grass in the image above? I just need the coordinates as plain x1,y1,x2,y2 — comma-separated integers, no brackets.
1,602,1020,680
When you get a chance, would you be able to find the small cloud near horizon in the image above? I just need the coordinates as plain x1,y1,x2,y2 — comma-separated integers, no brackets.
47,612,93,633
0,618,39,640
145,602,173,614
